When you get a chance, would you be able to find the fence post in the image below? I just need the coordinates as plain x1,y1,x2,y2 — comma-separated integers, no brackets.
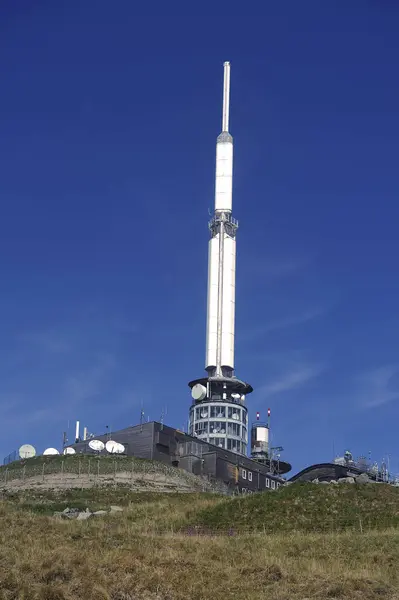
359,517,363,534
61,461,64,482
42,463,45,482
78,459,81,479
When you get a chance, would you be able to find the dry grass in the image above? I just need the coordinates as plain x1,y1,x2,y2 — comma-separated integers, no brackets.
1,490,399,599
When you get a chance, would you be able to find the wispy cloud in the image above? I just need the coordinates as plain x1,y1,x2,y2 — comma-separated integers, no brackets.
257,363,324,398
244,255,310,281
63,353,116,405
17,331,71,354
240,307,325,341
356,365,399,409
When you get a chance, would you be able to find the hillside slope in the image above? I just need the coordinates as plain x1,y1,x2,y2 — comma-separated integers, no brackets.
191,482,399,532
1,488,399,600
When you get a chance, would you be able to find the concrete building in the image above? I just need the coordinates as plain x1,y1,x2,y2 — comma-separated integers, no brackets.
71,421,289,493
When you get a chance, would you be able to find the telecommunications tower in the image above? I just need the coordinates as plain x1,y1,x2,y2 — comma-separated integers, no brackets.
188,62,253,454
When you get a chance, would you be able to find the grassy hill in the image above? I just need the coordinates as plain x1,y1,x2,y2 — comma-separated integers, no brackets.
1,481,399,599
190,482,399,533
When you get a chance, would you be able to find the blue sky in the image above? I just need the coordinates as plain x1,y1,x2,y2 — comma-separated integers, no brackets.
1,2,399,475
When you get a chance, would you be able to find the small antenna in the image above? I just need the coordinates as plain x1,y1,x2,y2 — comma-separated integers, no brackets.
140,401,145,432
222,61,231,132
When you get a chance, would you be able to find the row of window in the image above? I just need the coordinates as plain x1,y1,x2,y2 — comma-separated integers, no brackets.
240,468,281,490
189,435,247,454
191,405,248,424
192,421,246,437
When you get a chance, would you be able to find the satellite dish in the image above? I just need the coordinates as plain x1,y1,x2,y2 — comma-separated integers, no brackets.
63,447,76,455
191,383,206,401
200,411,208,419
18,444,36,459
105,440,124,454
43,448,59,456
88,439,105,452
231,393,240,400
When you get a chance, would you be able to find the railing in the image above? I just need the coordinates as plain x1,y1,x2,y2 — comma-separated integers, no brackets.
3,451,17,466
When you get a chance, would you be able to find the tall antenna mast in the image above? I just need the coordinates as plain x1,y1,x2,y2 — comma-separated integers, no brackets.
222,61,230,132
188,60,254,460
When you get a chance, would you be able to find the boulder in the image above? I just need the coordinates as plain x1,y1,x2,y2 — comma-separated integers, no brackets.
92,510,108,517
356,472,373,484
338,477,355,484
318,481,330,485
312,478,319,484
76,511,92,520
57,507,80,519
110,505,123,513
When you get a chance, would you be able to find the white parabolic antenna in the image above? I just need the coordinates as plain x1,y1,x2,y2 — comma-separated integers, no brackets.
43,447,60,456
88,439,105,452
63,447,76,455
191,383,206,401
105,440,124,454
19,444,36,459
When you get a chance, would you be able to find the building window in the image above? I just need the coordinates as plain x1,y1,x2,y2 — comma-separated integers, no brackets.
213,438,226,448
227,439,241,452
196,406,208,420
248,471,253,482
194,422,208,435
228,407,241,421
241,468,247,480
210,406,225,418
209,421,226,434
276,482,280,488
227,422,241,437
266,478,270,488
271,480,276,490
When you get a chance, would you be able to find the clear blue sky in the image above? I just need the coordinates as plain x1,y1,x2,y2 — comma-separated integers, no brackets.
1,2,399,475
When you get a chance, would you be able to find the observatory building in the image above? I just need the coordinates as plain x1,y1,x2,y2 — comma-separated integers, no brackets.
188,62,252,455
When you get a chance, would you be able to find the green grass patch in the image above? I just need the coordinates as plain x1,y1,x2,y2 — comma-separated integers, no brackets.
190,482,399,533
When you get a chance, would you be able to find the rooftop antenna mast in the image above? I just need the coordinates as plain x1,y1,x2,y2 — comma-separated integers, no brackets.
222,60,230,132
160,406,168,430
140,401,145,432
